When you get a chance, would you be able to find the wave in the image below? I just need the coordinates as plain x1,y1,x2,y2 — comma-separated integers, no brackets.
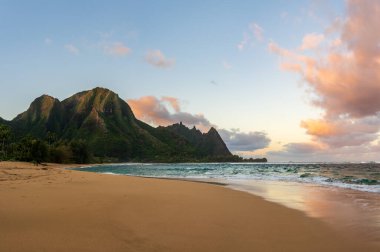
74,163,380,194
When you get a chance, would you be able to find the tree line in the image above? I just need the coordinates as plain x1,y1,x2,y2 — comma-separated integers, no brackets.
0,123,267,164
0,124,90,164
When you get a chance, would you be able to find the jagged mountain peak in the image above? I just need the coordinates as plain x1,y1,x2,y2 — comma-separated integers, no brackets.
6,87,234,162
207,127,218,134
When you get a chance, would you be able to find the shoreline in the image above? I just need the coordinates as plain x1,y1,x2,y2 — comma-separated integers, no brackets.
1,161,377,251
73,165,380,248
72,162,380,194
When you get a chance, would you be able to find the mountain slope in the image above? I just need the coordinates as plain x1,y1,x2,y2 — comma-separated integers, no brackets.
5,87,234,162
163,122,231,157
12,95,63,137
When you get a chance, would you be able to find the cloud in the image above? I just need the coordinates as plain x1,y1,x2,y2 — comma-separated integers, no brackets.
64,44,79,55
161,96,180,112
267,142,327,162
272,142,323,155
237,32,249,51
237,22,264,51
250,23,264,41
222,60,232,69
104,42,131,56
300,119,339,137
270,0,380,119
145,50,175,68
300,116,380,148
128,96,271,152
268,141,380,162
128,96,211,131
300,33,324,50
269,0,380,151
218,129,271,151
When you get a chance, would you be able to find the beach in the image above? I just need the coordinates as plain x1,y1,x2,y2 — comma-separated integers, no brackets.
0,162,376,251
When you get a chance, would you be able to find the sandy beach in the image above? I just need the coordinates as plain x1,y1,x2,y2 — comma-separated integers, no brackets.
0,162,376,251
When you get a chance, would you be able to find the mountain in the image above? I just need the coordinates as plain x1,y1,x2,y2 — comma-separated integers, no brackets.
12,95,63,137
162,123,231,157
4,87,235,162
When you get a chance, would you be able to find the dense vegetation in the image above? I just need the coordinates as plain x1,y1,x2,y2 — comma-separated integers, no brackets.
0,87,267,164
0,124,90,164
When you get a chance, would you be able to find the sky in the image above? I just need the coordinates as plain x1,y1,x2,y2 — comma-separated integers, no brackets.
1,0,379,162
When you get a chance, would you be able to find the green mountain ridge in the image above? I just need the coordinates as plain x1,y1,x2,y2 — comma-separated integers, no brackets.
2,87,239,162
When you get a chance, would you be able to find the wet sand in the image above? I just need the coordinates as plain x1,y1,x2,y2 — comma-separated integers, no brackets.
0,162,376,251
225,179,380,248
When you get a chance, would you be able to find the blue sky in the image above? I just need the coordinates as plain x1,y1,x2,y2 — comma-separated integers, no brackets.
3,0,380,162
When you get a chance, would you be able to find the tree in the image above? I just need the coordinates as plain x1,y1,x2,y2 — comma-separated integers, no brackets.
30,139,48,165
46,131,57,147
70,140,90,164
15,136,34,161
0,124,11,160
49,144,73,163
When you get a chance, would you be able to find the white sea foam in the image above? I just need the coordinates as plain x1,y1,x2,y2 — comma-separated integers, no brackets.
75,163,380,194
99,172,120,175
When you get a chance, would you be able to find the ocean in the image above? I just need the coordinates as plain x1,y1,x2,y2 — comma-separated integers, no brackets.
75,162,380,193
74,162,380,246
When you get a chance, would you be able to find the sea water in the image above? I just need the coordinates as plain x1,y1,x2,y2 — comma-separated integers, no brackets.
74,162,380,246
76,162,380,193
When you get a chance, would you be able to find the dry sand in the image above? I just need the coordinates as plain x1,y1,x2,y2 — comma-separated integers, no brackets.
0,161,376,251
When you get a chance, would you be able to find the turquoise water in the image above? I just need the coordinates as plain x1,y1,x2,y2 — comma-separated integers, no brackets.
75,163,380,193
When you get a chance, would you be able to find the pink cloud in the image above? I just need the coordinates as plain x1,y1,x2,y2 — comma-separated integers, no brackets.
300,33,324,50
270,0,380,118
269,0,380,151
104,42,131,56
128,96,271,152
237,22,264,51
128,96,211,131
161,96,180,112
300,117,380,148
145,50,175,68
237,32,249,51
249,23,264,41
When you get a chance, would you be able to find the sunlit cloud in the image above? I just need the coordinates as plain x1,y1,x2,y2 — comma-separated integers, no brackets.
128,96,271,152
269,0,380,153
145,50,175,68
300,33,324,50
300,119,339,137
64,44,79,55
161,96,180,112
104,42,131,56
250,22,264,41
237,22,264,51
128,96,211,131
270,0,380,118
301,117,380,148
237,32,250,51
